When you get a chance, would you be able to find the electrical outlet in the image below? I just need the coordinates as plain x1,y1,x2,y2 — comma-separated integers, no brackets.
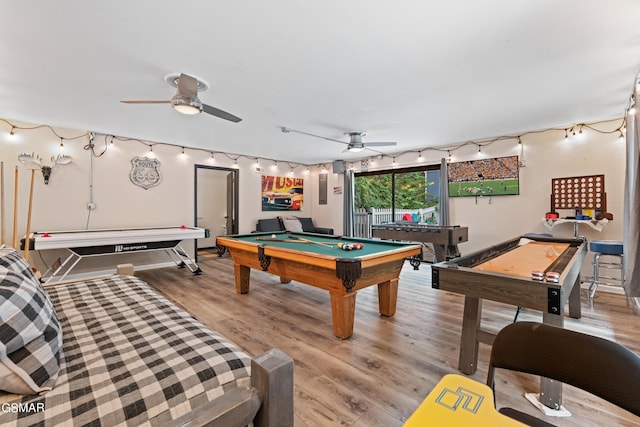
87,202,97,210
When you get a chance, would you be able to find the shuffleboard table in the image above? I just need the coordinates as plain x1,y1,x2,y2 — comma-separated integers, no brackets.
431,235,587,413
22,226,207,282
216,231,422,339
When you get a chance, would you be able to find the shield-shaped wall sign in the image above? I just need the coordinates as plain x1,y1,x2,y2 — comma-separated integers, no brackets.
130,156,162,189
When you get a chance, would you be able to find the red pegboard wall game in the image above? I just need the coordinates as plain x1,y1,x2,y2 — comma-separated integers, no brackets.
551,174,606,213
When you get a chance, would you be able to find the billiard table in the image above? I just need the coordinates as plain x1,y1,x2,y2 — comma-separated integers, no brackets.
216,232,422,339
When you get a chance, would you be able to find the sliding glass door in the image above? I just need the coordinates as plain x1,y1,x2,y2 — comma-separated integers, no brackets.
353,165,441,236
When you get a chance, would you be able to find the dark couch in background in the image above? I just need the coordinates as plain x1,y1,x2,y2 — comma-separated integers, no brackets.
256,217,334,235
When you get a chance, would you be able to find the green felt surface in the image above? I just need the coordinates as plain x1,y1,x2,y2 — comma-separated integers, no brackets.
226,232,417,258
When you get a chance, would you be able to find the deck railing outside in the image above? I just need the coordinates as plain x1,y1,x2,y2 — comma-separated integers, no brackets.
353,207,438,238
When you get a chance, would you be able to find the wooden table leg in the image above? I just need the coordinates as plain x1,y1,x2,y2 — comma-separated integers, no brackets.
330,292,356,339
568,275,581,319
235,263,251,294
539,312,564,409
459,296,482,374
377,279,398,316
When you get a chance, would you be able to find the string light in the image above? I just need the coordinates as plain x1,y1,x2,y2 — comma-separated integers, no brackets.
1,116,626,173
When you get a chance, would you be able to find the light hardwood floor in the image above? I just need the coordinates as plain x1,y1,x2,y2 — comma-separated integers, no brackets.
137,256,640,427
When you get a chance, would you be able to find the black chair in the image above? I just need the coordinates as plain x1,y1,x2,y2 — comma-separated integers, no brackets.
487,321,640,426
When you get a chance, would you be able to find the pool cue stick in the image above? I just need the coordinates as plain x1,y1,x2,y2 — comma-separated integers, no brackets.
23,169,35,261
12,166,18,248
255,238,313,243
285,234,334,248
1,161,5,245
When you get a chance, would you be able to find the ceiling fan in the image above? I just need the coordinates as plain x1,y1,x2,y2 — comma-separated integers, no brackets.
121,73,242,123
342,131,397,153
280,127,397,153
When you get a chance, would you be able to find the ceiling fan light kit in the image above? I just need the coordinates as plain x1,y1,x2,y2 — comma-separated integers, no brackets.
171,95,202,115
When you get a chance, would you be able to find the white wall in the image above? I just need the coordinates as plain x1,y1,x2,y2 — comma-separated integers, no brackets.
0,120,317,273
1,118,626,278
325,120,626,278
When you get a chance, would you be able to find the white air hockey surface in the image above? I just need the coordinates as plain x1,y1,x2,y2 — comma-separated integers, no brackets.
30,226,205,250
24,226,207,282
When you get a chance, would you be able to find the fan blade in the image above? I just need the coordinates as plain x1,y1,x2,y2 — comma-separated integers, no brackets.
202,103,242,122
120,100,171,104
363,141,397,147
177,73,198,98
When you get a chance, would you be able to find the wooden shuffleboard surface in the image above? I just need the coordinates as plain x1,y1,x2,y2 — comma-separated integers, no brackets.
472,241,570,278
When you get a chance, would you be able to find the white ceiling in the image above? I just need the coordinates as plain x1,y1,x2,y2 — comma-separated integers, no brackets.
2,1,639,165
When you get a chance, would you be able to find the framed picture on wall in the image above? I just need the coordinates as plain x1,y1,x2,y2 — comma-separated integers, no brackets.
448,155,520,197
261,175,304,211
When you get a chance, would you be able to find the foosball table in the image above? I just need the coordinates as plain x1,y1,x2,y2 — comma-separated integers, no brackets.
371,223,468,262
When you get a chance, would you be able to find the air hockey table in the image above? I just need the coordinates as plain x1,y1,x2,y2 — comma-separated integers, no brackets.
21,226,207,282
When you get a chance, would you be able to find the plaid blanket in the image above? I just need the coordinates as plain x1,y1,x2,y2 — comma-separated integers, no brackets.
0,275,251,427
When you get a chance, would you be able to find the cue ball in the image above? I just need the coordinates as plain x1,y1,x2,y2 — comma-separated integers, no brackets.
271,234,276,238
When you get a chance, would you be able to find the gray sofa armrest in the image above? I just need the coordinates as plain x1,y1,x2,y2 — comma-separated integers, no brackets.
256,218,285,233
296,217,333,235
313,227,334,235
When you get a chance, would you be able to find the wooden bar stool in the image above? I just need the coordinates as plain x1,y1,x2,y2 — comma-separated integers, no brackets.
588,240,627,307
